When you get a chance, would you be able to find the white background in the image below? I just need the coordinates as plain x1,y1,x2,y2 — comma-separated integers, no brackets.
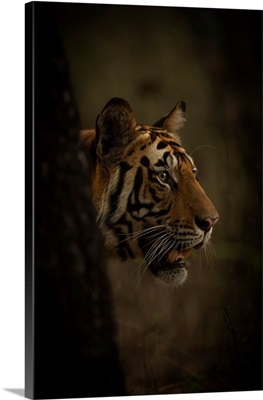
0,0,261,399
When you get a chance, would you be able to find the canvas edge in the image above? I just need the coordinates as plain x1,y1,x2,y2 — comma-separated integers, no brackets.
25,2,34,399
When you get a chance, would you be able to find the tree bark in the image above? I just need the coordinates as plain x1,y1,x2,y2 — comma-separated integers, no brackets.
25,3,125,398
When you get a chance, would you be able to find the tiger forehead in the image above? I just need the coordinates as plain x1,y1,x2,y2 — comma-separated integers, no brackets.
135,124,180,141
140,126,195,169
135,124,185,151
123,124,195,167
135,124,166,135
125,124,192,164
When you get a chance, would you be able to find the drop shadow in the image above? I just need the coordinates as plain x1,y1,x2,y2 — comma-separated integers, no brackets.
4,389,25,397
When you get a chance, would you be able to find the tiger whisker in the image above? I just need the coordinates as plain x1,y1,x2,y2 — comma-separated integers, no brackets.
143,237,166,265
134,263,149,292
145,238,168,266
145,233,186,270
117,225,165,237
117,225,165,246
118,225,166,244
202,240,216,270
139,231,169,253
136,236,165,270
145,234,176,266
146,229,169,242
128,247,155,287
125,231,170,284
190,144,216,157
158,238,177,261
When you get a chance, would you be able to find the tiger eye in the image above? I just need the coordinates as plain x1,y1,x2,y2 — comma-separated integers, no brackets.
158,171,169,182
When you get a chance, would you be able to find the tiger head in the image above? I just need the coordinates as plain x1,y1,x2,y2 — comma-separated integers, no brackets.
81,97,219,286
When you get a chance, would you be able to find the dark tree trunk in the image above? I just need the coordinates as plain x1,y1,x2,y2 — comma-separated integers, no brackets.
25,3,125,398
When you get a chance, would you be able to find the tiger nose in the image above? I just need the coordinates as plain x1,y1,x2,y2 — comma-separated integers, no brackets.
195,215,219,232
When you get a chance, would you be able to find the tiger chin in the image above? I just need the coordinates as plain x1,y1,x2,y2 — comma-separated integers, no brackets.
81,97,219,287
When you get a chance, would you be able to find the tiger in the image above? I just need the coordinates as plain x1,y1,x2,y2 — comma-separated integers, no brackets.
80,97,219,286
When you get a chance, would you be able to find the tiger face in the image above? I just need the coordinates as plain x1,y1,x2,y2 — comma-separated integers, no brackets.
81,98,219,286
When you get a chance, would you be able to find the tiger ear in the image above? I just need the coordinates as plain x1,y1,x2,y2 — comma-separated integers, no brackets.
95,97,136,167
153,101,186,133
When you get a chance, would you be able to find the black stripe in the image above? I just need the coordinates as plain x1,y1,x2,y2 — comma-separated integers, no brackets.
157,141,168,150
149,187,161,203
169,178,178,191
150,132,157,142
148,168,158,183
108,213,135,259
127,199,155,213
126,167,155,218
154,159,164,167
115,228,135,260
134,166,143,201
127,148,134,156
146,202,172,218
168,140,182,149
117,241,134,260
163,151,170,164
140,156,150,167
108,161,131,216
114,213,134,234
159,132,172,138
154,151,170,167
138,235,148,258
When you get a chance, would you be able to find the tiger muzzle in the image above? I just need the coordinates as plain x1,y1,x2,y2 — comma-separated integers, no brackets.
150,247,192,272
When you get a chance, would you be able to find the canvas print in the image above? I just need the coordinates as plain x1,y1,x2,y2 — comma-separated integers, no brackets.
25,1,262,398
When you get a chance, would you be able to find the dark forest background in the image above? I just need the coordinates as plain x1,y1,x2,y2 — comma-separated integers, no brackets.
28,2,262,397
